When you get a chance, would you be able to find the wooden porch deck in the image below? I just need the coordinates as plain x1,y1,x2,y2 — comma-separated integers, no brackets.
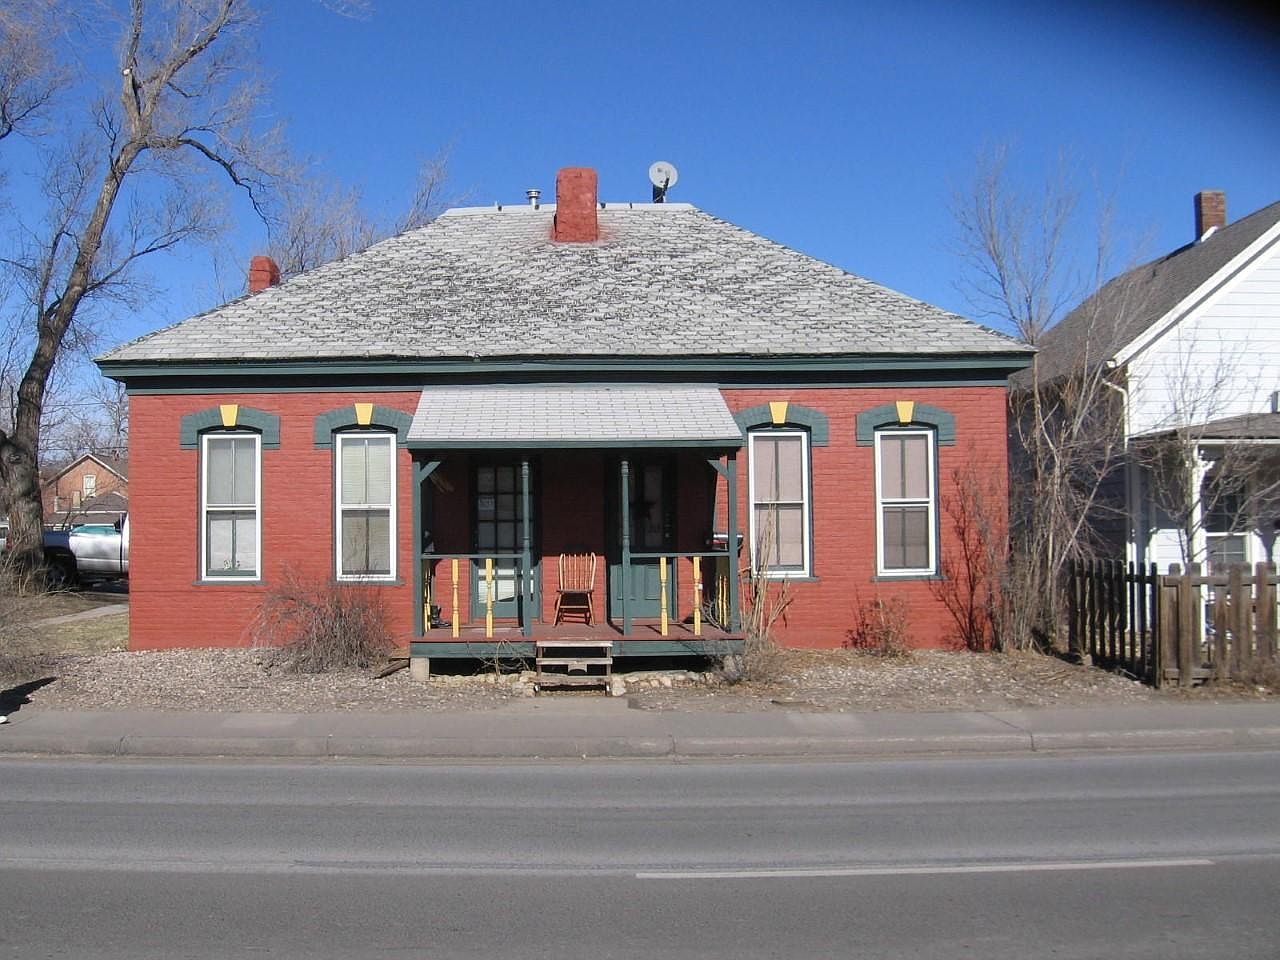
411,619,742,659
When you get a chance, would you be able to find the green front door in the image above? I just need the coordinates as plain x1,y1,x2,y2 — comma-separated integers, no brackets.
608,458,675,620
472,463,534,620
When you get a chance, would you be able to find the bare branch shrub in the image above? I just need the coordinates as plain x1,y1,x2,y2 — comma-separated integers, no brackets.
721,516,791,683
845,594,911,658
249,571,394,673
933,459,1009,651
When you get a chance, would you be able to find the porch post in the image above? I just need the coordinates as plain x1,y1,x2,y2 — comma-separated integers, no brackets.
520,457,533,638
412,460,428,636
726,451,740,632
621,457,631,636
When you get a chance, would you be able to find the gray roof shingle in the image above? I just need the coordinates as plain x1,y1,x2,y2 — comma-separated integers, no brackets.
408,385,744,446
1024,199,1280,385
100,203,1024,365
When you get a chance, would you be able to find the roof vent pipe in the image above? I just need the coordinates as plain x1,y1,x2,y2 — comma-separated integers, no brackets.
526,188,540,209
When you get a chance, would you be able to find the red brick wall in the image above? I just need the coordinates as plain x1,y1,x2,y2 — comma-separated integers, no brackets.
720,386,1009,650
128,392,422,650
128,384,1009,652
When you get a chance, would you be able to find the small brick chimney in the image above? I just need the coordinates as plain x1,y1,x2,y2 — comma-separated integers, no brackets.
1194,190,1226,241
249,255,281,294
553,167,599,243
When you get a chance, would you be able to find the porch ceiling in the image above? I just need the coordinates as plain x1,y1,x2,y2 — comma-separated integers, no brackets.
407,385,744,449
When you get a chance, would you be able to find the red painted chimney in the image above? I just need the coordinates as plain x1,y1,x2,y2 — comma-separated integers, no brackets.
249,255,281,293
1194,191,1226,241
553,167,599,243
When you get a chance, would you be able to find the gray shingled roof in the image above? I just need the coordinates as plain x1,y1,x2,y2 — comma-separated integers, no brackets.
408,385,743,447
100,203,1024,365
1024,200,1280,385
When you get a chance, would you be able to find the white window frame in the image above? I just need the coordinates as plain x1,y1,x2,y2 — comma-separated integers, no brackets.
335,431,397,581
83,474,97,498
874,427,938,576
747,429,812,578
199,431,262,581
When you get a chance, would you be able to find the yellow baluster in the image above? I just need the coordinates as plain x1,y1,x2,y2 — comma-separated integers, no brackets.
451,558,460,639
693,556,702,638
485,558,494,638
660,556,669,637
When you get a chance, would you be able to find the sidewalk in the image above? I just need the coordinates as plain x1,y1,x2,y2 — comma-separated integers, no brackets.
2,699,1279,760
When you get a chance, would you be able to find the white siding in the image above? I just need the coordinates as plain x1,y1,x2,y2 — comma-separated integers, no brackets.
1127,241,1280,436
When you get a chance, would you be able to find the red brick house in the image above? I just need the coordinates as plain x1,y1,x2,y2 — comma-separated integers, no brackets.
97,168,1030,664
41,453,129,528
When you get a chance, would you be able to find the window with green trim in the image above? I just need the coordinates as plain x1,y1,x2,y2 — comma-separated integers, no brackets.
201,432,260,579
336,433,396,579
875,428,937,575
748,429,811,577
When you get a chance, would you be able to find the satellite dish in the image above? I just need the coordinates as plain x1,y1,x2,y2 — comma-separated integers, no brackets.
648,161,679,202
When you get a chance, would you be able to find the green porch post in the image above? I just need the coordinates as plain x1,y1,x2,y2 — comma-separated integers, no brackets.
520,457,532,638
620,457,631,636
727,451,740,632
413,459,442,636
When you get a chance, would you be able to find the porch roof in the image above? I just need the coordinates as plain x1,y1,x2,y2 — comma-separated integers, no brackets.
407,385,744,449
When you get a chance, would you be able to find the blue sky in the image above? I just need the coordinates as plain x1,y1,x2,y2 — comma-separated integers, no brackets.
15,0,1280,348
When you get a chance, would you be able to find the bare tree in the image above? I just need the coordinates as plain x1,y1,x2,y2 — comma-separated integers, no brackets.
952,146,1135,649
0,0,64,144
266,145,458,278
0,0,283,577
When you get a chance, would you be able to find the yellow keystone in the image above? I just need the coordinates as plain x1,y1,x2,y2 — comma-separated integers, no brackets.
219,404,239,428
354,402,374,426
769,400,789,426
895,400,915,425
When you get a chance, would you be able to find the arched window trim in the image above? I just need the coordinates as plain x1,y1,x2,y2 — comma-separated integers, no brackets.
734,403,830,446
313,405,412,448
180,407,280,449
856,403,955,446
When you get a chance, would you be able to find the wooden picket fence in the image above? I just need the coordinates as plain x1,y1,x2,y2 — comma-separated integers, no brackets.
1066,559,1280,688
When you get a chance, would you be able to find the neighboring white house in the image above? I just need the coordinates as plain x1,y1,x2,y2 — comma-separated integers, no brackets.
1032,191,1280,572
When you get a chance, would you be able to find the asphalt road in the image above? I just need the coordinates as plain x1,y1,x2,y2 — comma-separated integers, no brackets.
2,752,1279,958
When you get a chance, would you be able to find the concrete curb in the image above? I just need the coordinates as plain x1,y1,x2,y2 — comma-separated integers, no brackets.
3,728,1279,761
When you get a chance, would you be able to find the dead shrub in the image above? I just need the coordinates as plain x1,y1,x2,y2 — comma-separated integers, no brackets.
845,595,912,659
720,522,792,683
250,571,394,673
1238,658,1280,691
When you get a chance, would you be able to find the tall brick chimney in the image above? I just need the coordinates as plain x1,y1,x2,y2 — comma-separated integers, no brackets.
1194,190,1226,241
553,167,599,243
249,255,281,294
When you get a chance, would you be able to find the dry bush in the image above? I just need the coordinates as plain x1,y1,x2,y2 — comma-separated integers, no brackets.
933,460,1011,651
845,596,912,659
249,571,394,673
720,522,792,683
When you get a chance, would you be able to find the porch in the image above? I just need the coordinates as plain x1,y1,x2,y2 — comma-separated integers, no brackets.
406,385,747,659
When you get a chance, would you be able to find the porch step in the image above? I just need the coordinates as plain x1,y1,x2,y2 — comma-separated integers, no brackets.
535,639,613,692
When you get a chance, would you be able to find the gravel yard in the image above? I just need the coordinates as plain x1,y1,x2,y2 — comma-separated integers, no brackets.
3,592,1273,714
9,643,1272,715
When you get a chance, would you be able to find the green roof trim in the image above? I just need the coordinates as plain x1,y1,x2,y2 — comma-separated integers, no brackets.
733,403,830,445
313,405,413,447
856,402,956,445
179,406,281,449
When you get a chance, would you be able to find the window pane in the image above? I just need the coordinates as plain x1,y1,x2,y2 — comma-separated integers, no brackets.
206,510,256,576
774,436,803,501
342,509,391,576
883,505,929,570
364,437,393,505
901,435,929,500
751,437,778,498
206,438,235,505
775,505,804,567
476,468,495,494
340,439,367,505
880,436,904,499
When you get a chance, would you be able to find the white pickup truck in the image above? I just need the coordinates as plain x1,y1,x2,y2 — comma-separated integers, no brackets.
44,515,130,586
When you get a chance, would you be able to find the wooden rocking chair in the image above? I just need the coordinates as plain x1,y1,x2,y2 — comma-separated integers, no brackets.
554,552,597,625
